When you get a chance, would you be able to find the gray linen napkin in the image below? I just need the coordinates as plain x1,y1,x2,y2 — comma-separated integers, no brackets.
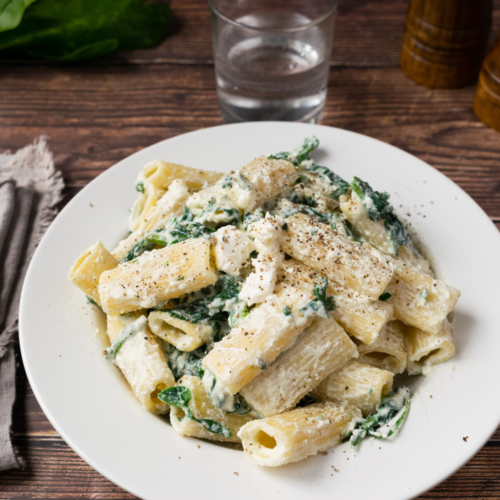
0,137,64,471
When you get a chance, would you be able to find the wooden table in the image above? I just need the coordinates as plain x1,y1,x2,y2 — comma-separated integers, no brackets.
1,0,500,498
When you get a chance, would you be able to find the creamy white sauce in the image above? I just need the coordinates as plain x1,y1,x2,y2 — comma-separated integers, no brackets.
247,213,285,258
238,253,283,306
213,226,255,276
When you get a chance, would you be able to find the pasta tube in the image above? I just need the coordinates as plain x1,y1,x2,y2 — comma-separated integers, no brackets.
99,238,217,315
404,319,455,376
281,214,393,299
238,402,361,467
138,160,223,192
313,360,394,416
278,259,392,345
357,320,407,374
187,157,297,217
169,376,254,443
202,284,315,395
110,314,175,414
148,310,213,352
386,262,460,335
68,239,118,306
129,184,164,232
241,316,358,417
112,179,191,261
340,191,433,276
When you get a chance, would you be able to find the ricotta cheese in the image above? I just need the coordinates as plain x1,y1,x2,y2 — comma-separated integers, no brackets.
213,226,255,276
247,213,285,257
238,253,283,306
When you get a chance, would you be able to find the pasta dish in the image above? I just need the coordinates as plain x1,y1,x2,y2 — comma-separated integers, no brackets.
68,137,460,467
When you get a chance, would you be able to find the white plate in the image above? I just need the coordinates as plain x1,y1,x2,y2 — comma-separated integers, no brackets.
20,122,500,500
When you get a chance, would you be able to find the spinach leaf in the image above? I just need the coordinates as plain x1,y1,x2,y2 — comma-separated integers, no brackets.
165,345,205,381
242,208,265,230
283,305,292,316
85,294,101,309
0,0,38,33
121,206,215,263
277,201,330,225
268,137,319,166
159,386,232,438
304,164,350,199
378,292,392,301
228,393,253,415
351,177,416,256
135,180,144,194
299,274,335,319
105,316,147,359
160,276,246,347
351,177,391,221
293,136,320,165
344,386,412,449
289,190,317,208
121,237,155,263
0,0,171,60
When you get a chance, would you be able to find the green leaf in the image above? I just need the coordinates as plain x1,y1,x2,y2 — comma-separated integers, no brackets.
352,177,417,257
0,0,171,60
105,316,147,359
197,418,232,438
85,294,99,307
135,180,145,194
26,37,118,60
159,386,192,407
0,0,38,33
378,292,392,301
283,305,292,316
345,386,412,449
158,386,232,438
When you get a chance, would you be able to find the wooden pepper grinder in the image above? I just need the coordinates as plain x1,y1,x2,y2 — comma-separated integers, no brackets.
474,33,500,131
401,0,492,89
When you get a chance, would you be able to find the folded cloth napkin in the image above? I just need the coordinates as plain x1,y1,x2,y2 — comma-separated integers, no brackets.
0,137,64,471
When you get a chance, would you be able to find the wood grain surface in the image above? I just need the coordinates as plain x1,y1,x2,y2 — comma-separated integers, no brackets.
1,0,500,498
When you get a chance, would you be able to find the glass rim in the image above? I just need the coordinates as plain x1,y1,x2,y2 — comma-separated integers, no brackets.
208,0,338,33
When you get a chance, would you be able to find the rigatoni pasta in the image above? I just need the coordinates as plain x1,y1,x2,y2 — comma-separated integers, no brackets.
313,360,394,416
68,136,460,468
99,238,217,315
237,403,361,467
240,316,358,417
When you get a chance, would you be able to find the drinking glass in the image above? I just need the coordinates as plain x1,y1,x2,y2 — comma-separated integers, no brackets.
209,0,338,123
